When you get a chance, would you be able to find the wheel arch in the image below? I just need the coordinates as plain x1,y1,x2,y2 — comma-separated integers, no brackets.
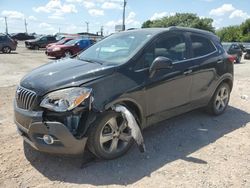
104,98,145,128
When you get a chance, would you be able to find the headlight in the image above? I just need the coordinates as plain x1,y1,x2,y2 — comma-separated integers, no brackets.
40,87,92,112
52,47,61,52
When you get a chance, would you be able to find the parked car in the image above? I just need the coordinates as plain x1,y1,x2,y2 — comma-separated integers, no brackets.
45,38,95,58
14,27,234,159
46,38,74,49
25,35,57,50
222,42,243,63
11,33,35,41
0,34,17,53
244,48,250,59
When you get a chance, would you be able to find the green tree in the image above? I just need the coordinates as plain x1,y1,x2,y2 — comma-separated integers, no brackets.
216,26,242,42
141,13,215,32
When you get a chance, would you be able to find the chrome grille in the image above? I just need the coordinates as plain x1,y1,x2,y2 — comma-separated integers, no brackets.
16,86,37,110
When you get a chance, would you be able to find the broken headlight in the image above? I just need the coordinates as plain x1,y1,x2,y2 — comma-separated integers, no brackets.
40,87,92,112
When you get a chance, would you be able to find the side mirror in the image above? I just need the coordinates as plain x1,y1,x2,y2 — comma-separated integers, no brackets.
149,56,173,78
76,43,80,46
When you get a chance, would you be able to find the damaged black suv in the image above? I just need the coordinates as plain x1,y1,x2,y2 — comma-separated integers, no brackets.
14,27,234,159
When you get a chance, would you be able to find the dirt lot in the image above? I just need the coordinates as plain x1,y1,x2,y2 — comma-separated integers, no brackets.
0,42,250,188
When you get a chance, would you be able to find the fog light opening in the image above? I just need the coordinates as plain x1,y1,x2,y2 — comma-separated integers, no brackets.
43,135,54,145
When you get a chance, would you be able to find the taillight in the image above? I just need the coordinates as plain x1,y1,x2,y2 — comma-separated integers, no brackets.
228,55,236,63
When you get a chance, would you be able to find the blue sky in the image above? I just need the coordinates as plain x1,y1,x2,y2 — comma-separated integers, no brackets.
0,0,249,35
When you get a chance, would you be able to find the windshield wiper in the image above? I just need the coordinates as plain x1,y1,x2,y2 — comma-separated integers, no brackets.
80,58,103,65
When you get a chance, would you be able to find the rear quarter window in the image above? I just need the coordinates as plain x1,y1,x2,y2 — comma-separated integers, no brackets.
190,35,216,58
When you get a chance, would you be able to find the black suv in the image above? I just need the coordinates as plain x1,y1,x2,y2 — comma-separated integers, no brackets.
14,27,234,159
25,35,57,50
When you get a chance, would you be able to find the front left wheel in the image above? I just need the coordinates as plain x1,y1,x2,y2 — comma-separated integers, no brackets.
87,111,133,160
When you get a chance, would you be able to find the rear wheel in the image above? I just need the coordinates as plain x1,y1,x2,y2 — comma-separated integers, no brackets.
2,46,11,53
34,45,39,50
88,111,133,160
206,83,230,115
64,50,72,57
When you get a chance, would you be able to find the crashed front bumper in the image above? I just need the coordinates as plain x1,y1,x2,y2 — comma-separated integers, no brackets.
14,102,87,155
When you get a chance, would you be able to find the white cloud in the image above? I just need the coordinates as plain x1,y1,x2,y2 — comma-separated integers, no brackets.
209,4,235,16
105,11,140,32
1,10,24,19
88,9,104,16
229,10,250,19
65,0,82,2
33,0,77,17
28,15,37,21
150,12,167,21
213,18,223,29
101,2,122,10
83,1,95,9
39,22,56,32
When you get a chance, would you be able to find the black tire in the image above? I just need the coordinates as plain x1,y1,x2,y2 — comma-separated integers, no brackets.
87,111,133,160
206,83,230,115
236,55,242,63
64,50,72,57
2,46,11,53
34,45,39,50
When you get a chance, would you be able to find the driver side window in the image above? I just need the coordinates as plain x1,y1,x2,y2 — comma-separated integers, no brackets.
136,33,187,69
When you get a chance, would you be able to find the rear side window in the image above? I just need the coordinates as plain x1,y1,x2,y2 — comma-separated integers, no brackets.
190,35,216,58
48,37,55,41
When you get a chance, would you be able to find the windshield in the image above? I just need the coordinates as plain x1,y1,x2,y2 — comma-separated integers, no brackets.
79,31,154,65
65,39,79,45
56,38,70,45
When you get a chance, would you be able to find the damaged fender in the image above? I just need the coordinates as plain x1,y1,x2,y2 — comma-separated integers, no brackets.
113,104,146,152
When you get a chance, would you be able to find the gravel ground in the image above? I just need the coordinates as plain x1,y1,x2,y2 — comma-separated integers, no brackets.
0,42,250,188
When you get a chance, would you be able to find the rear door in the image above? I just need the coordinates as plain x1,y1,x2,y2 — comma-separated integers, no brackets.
187,33,220,104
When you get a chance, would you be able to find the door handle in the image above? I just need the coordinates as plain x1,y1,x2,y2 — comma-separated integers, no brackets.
183,69,192,75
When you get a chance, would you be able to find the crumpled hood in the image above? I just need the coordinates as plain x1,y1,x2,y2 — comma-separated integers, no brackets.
20,58,115,96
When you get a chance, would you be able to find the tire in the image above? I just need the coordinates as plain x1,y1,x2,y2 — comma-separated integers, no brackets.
64,50,72,57
236,55,242,63
2,46,11,53
87,111,133,160
34,45,39,50
206,83,230,115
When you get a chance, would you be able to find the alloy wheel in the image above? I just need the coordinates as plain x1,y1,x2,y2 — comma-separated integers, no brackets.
99,115,132,154
3,46,11,53
214,86,229,112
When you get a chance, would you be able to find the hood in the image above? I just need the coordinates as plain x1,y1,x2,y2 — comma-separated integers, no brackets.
20,58,115,96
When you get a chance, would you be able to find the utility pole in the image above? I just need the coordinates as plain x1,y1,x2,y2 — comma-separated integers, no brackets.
122,0,127,31
4,16,8,34
100,26,103,36
59,27,60,33
24,19,28,33
85,21,89,33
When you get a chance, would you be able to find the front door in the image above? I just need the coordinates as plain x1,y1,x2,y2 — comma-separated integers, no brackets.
143,32,193,118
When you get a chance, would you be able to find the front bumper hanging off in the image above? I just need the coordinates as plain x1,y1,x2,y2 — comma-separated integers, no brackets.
14,102,87,155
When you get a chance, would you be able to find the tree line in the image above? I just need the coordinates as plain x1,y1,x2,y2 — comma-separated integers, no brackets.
141,13,250,42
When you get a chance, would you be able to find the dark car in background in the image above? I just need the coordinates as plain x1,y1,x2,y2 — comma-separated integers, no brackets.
244,48,250,60
0,34,17,53
45,38,95,58
14,27,234,159
25,35,57,50
46,38,74,49
11,33,35,41
222,42,243,63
